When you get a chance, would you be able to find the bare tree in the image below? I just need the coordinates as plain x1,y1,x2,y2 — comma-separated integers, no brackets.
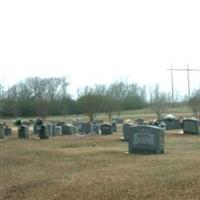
77,86,100,122
150,85,169,120
189,88,200,118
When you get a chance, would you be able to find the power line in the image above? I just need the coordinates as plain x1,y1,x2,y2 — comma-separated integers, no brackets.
167,64,200,101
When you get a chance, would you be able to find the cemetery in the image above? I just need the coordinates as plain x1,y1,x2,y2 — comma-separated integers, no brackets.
1,2,200,199
1,108,200,200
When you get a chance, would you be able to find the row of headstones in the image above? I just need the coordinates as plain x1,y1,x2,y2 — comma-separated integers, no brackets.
17,122,117,139
0,124,12,139
135,116,190,131
125,118,200,137
134,117,180,130
153,117,199,131
77,121,117,134
33,124,62,138
123,118,200,154
61,122,117,135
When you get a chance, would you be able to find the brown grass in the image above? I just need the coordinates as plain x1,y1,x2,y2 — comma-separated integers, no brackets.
1,127,200,200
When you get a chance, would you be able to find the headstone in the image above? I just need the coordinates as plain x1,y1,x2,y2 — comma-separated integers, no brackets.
93,123,101,134
18,125,29,139
62,124,74,135
101,123,113,135
39,124,49,139
47,124,54,137
53,126,62,136
80,123,92,134
33,123,40,135
33,118,44,135
0,123,5,139
122,123,133,141
5,127,12,136
183,118,200,134
128,125,165,154
112,121,117,132
160,118,181,130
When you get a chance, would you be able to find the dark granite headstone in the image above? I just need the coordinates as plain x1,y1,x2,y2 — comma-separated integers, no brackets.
112,121,117,132
122,123,133,141
39,124,49,139
183,118,200,134
0,123,5,139
101,123,113,135
5,127,12,136
128,125,165,154
33,118,44,135
160,118,181,130
18,125,29,139
62,124,74,135
80,123,92,134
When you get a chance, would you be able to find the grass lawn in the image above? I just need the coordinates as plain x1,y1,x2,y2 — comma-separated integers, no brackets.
1,126,200,200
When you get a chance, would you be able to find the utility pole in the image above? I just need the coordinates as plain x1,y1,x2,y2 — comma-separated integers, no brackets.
167,65,200,100
186,64,190,97
168,64,174,102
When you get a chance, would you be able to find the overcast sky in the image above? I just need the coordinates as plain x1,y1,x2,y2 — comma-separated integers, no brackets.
0,0,200,98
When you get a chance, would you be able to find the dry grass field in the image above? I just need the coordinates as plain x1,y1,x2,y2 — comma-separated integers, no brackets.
1,125,200,200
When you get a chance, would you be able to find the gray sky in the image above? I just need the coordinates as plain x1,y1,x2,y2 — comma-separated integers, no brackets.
0,0,200,98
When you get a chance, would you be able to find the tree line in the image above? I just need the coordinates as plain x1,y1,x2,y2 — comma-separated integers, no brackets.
0,77,146,119
0,76,199,120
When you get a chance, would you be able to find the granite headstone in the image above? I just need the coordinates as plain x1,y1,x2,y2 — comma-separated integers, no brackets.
128,125,165,154
0,123,5,139
183,118,200,134
101,123,113,135
18,125,29,139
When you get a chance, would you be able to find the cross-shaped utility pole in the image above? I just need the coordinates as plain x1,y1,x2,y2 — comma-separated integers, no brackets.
167,65,200,101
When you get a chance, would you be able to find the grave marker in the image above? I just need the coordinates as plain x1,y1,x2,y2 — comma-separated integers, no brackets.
18,125,29,139
0,123,5,139
128,125,165,154
39,124,50,139
5,127,12,136
62,124,74,135
160,118,181,130
101,123,113,135
112,121,117,132
122,123,134,141
183,118,200,134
